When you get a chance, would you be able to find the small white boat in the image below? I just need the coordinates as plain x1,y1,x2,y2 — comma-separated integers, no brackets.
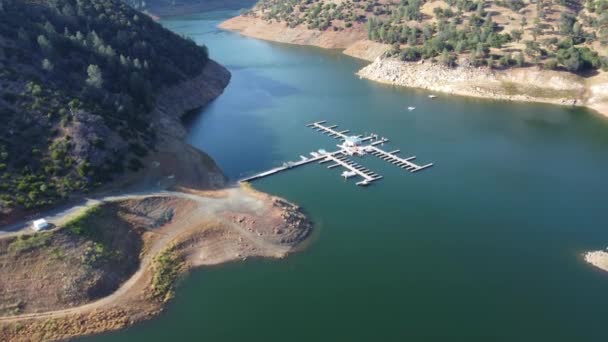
407,106,416,111
341,171,357,179
428,94,437,99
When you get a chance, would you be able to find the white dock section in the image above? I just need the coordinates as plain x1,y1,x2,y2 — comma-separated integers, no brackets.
324,153,382,186
307,121,380,144
365,145,433,172
239,154,326,183
307,121,350,140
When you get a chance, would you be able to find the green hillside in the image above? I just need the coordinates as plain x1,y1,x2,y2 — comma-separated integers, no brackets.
0,0,210,215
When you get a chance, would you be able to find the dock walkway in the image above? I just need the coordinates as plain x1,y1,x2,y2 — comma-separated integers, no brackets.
366,145,433,172
239,154,326,183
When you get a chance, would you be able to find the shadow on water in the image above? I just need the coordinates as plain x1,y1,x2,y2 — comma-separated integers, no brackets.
184,66,300,181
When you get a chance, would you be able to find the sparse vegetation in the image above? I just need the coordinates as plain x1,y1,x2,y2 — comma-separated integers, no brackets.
150,245,183,302
8,232,53,253
249,0,608,70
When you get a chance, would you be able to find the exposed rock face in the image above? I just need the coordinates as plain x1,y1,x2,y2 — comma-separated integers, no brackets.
149,59,231,190
66,112,128,168
153,60,231,139
358,58,608,117
585,73,608,117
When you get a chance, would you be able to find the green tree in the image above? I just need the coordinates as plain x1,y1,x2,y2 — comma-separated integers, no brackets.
42,58,54,72
515,52,525,67
86,64,103,89
511,29,523,42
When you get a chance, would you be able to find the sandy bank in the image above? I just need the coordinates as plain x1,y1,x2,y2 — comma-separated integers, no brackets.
219,15,387,62
358,58,608,118
585,249,608,273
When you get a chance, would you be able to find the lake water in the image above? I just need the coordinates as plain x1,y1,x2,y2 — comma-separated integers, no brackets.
83,7,608,342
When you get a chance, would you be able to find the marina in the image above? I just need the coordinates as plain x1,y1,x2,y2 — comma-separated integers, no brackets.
240,121,433,186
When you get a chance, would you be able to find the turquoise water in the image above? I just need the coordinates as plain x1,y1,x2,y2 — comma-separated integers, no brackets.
84,8,608,341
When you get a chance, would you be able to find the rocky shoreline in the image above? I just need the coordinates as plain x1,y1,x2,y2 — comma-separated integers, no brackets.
357,58,608,117
585,249,608,273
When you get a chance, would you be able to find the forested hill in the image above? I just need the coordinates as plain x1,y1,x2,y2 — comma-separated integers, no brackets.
246,0,608,72
0,0,212,217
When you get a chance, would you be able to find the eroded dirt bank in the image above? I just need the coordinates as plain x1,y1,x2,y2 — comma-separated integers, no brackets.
219,15,388,62
0,187,312,341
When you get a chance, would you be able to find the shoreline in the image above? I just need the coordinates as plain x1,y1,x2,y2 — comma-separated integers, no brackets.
220,15,608,118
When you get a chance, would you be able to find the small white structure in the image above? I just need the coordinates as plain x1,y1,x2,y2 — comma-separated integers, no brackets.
407,106,416,111
32,219,49,232
344,136,362,147
341,170,357,179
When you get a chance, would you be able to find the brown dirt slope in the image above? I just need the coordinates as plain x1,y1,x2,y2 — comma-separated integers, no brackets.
0,203,144,316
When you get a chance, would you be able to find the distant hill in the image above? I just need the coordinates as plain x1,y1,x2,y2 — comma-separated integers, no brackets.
0,0,219,216
122,0,257,17
245,0,608,71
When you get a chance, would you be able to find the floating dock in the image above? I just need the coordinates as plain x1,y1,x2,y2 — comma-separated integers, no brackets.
239,121,433,187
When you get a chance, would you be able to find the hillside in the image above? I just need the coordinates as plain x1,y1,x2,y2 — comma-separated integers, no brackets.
241,0,608,71
0,0,228,221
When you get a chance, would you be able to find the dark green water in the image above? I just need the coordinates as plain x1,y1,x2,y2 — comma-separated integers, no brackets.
84,8,608,342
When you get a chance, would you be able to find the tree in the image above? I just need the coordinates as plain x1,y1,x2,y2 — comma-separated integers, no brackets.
440,48,455,67
511,29,523,42
515,52,525,67
86,64,103,88
559,12,576,35
42,58,54,72
37,35,52,54
487,55,495,69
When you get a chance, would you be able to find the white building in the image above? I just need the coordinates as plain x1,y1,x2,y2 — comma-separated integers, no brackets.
32,219,49,232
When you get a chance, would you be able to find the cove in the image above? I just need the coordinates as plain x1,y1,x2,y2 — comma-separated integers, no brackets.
82,7,608,342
